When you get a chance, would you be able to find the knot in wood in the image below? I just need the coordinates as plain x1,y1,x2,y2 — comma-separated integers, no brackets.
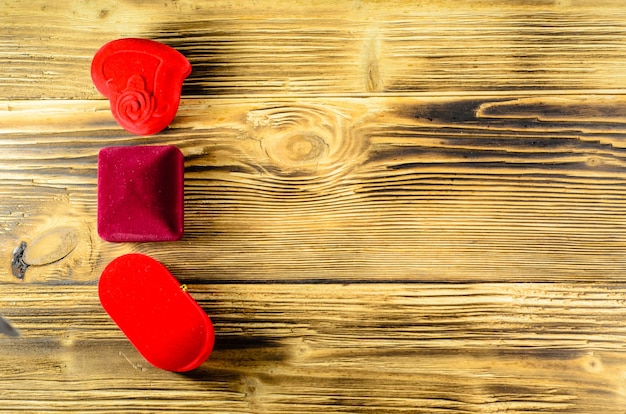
247,103,366,178
23,226,79,266
267,132,327,166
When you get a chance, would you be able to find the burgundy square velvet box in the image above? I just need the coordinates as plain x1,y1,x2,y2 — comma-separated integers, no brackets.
98,145,184,242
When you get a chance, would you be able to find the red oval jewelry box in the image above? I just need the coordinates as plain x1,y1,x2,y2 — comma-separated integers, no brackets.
99,254,214,372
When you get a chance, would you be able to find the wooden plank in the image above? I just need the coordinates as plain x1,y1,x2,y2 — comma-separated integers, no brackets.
0,283,623,412
2,96,626,283
3,1,626,98
4,1,626,412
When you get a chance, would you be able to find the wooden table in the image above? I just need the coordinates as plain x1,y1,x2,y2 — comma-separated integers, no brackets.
1,1,626,412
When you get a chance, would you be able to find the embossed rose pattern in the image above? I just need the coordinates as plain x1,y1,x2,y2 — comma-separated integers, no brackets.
115,75,156,126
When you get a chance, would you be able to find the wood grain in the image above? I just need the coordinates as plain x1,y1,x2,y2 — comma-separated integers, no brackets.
2,0,626,412
2,96,626,283
0,283,624,413
3,1,626,98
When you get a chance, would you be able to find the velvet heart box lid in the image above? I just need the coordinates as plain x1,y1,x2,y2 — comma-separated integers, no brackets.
91,38,191,135
99,254,214,372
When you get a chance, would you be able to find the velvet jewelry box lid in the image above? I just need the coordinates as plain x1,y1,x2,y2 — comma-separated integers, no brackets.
97,145,184,242
91,38,191,135
99,254,214,372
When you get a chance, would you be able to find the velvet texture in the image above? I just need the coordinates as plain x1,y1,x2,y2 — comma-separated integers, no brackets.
91,38,191,135
97,145,184,242
99,254,214,372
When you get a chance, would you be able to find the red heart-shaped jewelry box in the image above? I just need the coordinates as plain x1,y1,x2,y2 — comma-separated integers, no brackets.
99,254,214,372
91,38,191,135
